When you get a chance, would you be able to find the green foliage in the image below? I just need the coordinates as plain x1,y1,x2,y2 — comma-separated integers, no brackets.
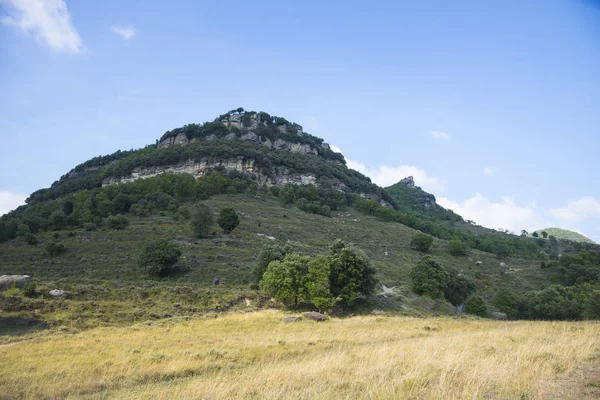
305,255,334,311
532,231,539,238
106,215,129,230
583,290,600,319
253,243,293,283
24,232,38,245
191,204,214,238
410,233,434,252
493,289,522,319
138,239,182,277
83,222,97,231
409,256,449,299
328,239,377,306
465,295,488,317
45,241,66,257
542,231,548,239
444,271,475,306
260,253,310,308
447,239,468,256
217,208,240,233
525,285,581,320
22,282,37,298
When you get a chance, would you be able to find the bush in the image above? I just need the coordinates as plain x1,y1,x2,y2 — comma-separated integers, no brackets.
410,233,433,252
328,239,376,306
45,241,66,257
409,256,449,299
217,208,240,233
191,204,214,238
138,239,182,277
106,215,129,230
22,282,37,298
465,295,488,317
444,272,475,306
493,289,523,319
83,222,98,231
253,243,293,283
447,239,467,256
24,232,38,245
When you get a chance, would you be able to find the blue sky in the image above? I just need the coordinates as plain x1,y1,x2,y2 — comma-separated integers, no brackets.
1,0,599,241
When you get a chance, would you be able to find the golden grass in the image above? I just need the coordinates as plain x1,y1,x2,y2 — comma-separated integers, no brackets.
1,311,598,399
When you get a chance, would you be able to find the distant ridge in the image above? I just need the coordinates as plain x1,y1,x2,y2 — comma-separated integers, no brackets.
530,227,596,244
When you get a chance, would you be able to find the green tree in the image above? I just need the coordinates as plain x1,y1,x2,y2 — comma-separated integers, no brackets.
525,285,581,320
253,243,293,283
583,290,600,319
532,231,539,238
260,253,309,308
493,289,522,319
409,255,449,299
45,241,66,257
305,255,334,311
191,204,214,238
447,239,468,256
541,231,548,239
410,233,434,252
328,239,377,306
138,239,182,277
217,208,240,233
465,295,488,317
444,271,475,306
106,215,129,230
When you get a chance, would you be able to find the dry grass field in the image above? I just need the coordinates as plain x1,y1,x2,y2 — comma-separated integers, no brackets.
1,311,599,399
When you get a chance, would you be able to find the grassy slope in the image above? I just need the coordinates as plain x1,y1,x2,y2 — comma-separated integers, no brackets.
530,227,596,244
0,311,599,399
0,193,550,332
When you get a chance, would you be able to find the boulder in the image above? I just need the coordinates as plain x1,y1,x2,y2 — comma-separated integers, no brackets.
213,278,221,285
371,310,386,316
499,262,507,268
0,275,31,291
303,311,328,322
283,316,301,324
49,289,64,297
475,261,483,266
491,312,508,320
400,176,415,188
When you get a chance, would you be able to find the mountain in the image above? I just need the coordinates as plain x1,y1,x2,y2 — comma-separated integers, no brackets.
1,108,599,329
530,228,596,244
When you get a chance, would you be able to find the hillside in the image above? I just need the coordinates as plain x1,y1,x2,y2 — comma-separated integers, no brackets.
530,227,596,244
1,108,599,333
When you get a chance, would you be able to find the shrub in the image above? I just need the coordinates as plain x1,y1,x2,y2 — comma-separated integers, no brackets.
45,241,66,257
444,272,475,306
253,243,293,283
465,295,488,317
410,233,433,252
409,256,448,299
24,232,38,245
328,239,376,306
218,208,240,233
191,204,214,238
106,215,129,230
447,239,467,256
83,222,97,231
138,239,182,277
493,289,523,319
22,282,37,298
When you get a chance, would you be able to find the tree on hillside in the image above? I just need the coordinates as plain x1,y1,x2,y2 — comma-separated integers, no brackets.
444,271,475,306
260,253,310,308
191,204,214,238
410,233,434,252
532,232,539,238
253,243,293,283
520,230,528,237
328,239,377,306
138,239,182,277
409,256,449,299
465,295,489,317
541,231,548,239
218,208,240,233
447,239,468,256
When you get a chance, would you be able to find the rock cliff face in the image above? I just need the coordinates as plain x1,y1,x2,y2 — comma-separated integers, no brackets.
102,157,318,187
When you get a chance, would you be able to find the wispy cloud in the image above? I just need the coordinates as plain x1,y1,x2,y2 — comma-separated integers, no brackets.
111,25,136,40
430,130,451,140
548,197,600,227
331,146,445,194
0,191,26,216
0,0,84,53
483,167,496,176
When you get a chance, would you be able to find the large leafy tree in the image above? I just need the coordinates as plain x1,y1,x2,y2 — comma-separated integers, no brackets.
217,207,240,233
328,239,377,306
253,243,293,283
191,204,214,238
260,253,310,308
410,233,433,252
409,255,449,299
444,270,475,306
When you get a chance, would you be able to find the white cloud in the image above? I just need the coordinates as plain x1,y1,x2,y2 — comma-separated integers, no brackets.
483,167,496,176
438,193,550,233
430,130,451,140
111,25,136,40
548,197,600,226
0,191,26,216
331,145,445,194
1,0,84,53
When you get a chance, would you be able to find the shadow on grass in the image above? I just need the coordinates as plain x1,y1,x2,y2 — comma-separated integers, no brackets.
0,316,49,338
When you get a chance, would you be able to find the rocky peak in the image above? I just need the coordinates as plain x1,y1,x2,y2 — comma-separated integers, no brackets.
400,176,415,188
